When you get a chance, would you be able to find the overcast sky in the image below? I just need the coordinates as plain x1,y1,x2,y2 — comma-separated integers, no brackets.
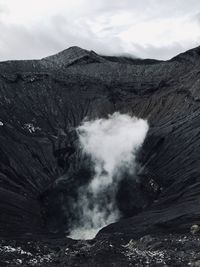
0,0,200,61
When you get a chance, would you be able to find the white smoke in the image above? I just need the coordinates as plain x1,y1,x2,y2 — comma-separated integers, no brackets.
69,112,149,240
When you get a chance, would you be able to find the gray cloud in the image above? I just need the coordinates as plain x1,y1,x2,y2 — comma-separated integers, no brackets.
0,0,200,61
130,42,200,60
194,12,200,23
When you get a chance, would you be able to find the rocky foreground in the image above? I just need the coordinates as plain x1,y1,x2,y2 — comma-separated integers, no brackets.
1,232,200,266
1,46,200,266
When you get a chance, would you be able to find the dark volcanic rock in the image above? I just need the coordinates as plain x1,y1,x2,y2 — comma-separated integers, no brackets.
1,45,200,265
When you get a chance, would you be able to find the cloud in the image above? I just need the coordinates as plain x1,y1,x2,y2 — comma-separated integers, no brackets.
0,0,199,60
129,43,190,60
194,12,200,24
69,113,149,239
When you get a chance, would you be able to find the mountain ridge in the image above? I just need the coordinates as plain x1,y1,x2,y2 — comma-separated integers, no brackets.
1,44,200,66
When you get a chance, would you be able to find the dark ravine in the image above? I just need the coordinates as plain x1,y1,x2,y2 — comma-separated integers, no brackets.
1,46,200,266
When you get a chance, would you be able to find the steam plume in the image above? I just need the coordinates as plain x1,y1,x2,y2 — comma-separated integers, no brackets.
69,112,149,239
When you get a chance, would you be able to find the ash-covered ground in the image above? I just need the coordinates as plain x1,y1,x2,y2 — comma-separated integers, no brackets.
1,232,200,266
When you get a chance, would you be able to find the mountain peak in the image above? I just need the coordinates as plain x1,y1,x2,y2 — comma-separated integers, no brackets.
41,46,106,68
170,45,200,62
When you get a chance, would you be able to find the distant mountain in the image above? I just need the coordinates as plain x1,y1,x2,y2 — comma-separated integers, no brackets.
41,46,107,68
